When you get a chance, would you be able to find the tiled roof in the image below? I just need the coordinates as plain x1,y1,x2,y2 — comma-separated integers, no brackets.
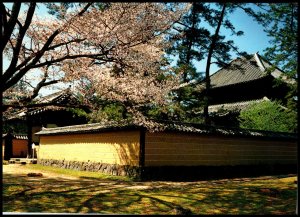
4,105,68,121
3,109,27,121
36,121,138,135
14,134,28,140
208,97,270,114
4,88,82,120
208,53,294,89
26,105,69,116
2,134,28,140
35,88,78,104
35,120,297,140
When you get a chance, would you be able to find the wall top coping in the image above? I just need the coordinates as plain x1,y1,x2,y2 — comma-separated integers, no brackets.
35,120,297,141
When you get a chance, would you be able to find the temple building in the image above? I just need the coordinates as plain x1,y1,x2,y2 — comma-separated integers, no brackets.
3,88,90,158
196,52,296,127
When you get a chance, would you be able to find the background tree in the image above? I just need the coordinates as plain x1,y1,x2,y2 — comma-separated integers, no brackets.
162,3,206,123
165,2,247,124
89,102,130,123
242,3,298,112
243,3,297,78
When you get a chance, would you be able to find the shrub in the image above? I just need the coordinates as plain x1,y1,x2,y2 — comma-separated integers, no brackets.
238,100,297,133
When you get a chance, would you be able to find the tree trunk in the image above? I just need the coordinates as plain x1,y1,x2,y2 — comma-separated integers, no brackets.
27,114,33,158
1,6,4,148
203,4,227,125
4,133,13,160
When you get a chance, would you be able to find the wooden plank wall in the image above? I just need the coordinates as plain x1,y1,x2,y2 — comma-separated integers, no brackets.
3,139,28,158
38,130,140,166
145,132,297,166
13,139,28,157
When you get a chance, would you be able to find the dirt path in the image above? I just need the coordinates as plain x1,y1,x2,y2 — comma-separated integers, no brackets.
2,164,189,190
3,164,80,180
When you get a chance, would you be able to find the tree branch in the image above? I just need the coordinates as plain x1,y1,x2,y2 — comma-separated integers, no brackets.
3,2,94,92
3,101,91,112
5,8,23,29
1,2,21,52
3,3,36,84
32,53,114,69
47,38,86,51
0,3,8,28
78,2,93,16
22,79,61,103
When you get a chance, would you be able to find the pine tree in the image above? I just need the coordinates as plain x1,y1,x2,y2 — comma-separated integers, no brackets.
167,3,246,124
243,3,297,78
242,3,298,112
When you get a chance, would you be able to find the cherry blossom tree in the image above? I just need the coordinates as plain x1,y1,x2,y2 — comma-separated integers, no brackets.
1,2,190,130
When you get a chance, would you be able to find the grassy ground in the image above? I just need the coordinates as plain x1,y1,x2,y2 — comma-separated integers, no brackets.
3,164,297,215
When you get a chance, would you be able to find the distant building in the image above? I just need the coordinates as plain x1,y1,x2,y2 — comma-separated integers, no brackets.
196,52,296,127
2,133,28,160
3,88,91,158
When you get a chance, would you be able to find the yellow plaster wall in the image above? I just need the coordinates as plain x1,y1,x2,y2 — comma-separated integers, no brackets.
2,141,4,158
145,132,297,166
38,130,140,166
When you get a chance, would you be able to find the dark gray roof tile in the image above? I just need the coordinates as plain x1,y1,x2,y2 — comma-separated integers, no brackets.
210,54,266,88
4,88,83,120
208,53,294,88
2,134,28,140
208,97,270,113
35,120,297,140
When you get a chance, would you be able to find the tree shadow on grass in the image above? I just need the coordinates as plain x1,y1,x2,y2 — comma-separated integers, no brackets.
3,172,297,214
3,173,123,213
3,173,198,214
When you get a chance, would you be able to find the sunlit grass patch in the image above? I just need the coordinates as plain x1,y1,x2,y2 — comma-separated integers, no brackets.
278,176,297,183
3,184,27,196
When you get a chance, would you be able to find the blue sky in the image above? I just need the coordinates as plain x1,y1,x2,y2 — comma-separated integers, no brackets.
224,7,270,55
4,3,271,96
193,4,271,75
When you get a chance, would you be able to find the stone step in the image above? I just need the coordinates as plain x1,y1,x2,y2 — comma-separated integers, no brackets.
9,158,37,164
9,160,16,164
10,158,21,161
